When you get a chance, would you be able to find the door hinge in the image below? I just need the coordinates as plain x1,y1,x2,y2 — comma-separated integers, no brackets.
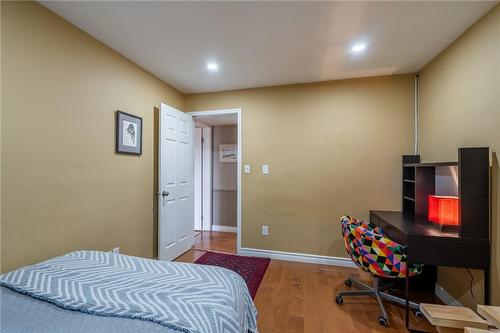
201,215,204,220
201,137,205,144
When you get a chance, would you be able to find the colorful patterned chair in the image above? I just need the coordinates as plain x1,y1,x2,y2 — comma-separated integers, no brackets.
335,215,424,326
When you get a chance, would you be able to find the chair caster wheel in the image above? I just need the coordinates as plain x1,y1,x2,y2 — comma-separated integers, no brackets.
415,310,423,319
335,295,343,305
344,279,352,287
378,316,388,326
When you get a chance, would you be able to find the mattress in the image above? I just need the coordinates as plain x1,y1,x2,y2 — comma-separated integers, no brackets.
1,286,177,333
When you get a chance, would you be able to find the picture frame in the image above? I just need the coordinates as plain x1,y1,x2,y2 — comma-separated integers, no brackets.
115,110,142,155
219,144,237,163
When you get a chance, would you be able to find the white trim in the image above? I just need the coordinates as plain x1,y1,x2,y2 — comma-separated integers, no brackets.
187,108,242,254
239,247,357,268
194,127,212,231
435,284,463,307
236,110,242,253
189,108,241,117
211,225,237,233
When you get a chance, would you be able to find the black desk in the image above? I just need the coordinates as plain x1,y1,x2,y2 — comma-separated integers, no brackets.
370,210,490,332
372,149,490,332
370,210,490,269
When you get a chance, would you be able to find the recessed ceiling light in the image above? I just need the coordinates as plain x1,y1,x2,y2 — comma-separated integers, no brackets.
351,43,367,53
206,62,219,72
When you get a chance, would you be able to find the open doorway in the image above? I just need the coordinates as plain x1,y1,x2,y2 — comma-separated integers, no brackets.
190,109,241,255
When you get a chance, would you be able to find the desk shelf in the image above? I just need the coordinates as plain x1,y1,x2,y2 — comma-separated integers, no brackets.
401,148,489,240
403,161,458,167
402,155,418,214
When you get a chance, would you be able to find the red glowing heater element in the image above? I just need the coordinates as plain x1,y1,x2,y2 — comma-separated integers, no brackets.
428,195,459,226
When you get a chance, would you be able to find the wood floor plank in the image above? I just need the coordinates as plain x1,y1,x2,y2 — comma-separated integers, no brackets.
175,231,437,333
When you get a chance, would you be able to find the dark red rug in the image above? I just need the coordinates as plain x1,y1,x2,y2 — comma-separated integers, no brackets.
194,251,270,299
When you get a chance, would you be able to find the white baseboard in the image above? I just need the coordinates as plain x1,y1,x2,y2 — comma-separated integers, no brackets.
239,247,356,268
435,284,463,307
211,225,237,233
194,228,211,232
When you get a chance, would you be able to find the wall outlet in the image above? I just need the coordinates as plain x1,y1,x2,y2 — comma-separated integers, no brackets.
111,247,120,254
261,225,269,236
244,164,251,174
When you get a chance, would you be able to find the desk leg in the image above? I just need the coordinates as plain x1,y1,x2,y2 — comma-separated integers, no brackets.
406,262,428,333
406,263,410,330
485,267,490,305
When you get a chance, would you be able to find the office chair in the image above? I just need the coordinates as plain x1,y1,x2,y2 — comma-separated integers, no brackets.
335,216,423,326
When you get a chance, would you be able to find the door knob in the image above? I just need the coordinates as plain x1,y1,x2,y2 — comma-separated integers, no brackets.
156,191,169,197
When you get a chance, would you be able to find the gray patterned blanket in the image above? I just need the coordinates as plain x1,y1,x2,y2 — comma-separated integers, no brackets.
0,251,258,333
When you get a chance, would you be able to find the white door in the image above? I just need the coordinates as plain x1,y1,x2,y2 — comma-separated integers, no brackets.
158,103,194,261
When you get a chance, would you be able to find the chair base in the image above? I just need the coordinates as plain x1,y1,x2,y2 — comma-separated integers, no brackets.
335,276,423,326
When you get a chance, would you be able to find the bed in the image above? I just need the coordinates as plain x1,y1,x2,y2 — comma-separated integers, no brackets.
0,251,258,333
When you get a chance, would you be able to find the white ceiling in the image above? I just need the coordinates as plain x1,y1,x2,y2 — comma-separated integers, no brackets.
40,1,497,94
195,114,237,127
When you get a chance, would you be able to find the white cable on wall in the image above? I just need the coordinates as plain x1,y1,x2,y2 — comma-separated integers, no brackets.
414,74,420,155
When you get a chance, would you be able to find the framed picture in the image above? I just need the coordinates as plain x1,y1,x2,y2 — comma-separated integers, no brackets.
219,144,237,163
116,111,142,155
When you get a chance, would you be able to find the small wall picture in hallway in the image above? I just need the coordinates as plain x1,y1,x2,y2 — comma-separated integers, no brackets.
219,144,237,163
115,111,142,155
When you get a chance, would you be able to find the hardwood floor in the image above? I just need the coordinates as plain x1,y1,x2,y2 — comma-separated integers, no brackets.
193,231,237,254
175,231,436,333
175,231,236,263
254,260,435,333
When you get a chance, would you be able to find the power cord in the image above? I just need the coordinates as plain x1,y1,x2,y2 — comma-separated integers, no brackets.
466,268,477,304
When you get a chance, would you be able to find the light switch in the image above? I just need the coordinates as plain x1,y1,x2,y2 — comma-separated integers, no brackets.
262,164,269,175
262,226,269,236
244,164,251,174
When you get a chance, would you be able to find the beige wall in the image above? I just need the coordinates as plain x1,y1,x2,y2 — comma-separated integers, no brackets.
1,2,414,271
186,75,414,256
212,125,237,227
0,1,184,272
213,125,237,191
419,5,500,306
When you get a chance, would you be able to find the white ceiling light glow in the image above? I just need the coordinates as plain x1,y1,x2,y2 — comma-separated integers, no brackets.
351,43,367,53
206,61,219,72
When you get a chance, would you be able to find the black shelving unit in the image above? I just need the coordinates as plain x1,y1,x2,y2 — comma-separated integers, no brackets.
392,147,491,298
402,155,419,214
402,157,458,217
401,148,489,239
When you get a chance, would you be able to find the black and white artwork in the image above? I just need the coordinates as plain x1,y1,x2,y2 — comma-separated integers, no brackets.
219,144,237,163
116,111,142,155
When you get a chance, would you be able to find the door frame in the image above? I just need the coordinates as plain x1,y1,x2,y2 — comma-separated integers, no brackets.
194,126,212,231
187,108,242,254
